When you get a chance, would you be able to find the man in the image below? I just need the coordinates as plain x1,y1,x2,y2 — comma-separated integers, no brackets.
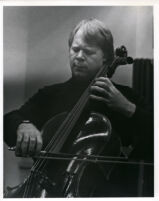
4,18,153,196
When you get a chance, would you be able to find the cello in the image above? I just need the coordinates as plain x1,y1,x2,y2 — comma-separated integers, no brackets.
5,46,135,197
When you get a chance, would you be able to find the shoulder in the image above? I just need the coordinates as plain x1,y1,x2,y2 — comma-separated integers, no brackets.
36,79,72,96
22,79,72,105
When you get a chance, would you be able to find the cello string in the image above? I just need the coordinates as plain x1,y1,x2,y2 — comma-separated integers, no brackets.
29,62,110,174
23,170,34,197
35,59,116,162
33,85,90,171
21,59,120,196
39,66,107,160
35,63,111,172
20,57,120,196
44,61,112,152
46,61,114,151
30,76,97,172
31,62,113,173
32,86,89,168
29,59,118,173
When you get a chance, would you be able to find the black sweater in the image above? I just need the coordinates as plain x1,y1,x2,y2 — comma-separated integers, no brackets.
4,78,153,161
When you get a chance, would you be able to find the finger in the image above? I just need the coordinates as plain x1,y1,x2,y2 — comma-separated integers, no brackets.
28,136,36,156
21,133,29,156
35,135,43,155
15,133,23,156
90,86,109,98
95,77,112,86
93,81,110,91
90,94,108,104
96,78,116,93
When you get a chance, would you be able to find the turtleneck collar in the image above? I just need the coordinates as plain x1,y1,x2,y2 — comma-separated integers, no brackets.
68,76,93,89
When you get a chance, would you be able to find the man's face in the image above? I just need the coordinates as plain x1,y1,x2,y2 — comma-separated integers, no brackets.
69,29,106,82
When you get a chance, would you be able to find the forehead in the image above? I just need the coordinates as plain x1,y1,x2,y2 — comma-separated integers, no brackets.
72,29,100,48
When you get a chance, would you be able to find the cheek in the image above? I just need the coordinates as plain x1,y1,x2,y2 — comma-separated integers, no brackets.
89,57,103,69
69,52,74,65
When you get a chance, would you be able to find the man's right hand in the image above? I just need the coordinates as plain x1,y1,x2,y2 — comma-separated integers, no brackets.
16,122,43,157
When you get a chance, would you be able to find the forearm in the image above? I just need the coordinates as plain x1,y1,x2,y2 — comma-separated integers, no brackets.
118,101,136,118
4,110,28,146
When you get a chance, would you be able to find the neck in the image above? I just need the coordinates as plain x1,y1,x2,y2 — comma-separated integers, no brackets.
71,76,93,88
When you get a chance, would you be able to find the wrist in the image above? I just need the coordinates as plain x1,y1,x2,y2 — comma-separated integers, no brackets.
123,102,136,118
19,120,32,127
18,120,33,129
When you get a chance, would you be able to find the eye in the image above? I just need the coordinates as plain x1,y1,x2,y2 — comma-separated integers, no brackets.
84,49,94,55
71,46,79,53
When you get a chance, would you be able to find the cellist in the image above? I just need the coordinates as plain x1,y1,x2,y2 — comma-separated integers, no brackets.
4,18,153,196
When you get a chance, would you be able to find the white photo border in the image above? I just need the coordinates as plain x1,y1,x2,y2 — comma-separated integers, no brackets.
1,0,159,200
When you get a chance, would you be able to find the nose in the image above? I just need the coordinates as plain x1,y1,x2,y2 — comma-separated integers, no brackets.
76,50,85,61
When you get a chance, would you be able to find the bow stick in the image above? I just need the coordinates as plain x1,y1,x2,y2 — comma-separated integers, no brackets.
8,147,153,166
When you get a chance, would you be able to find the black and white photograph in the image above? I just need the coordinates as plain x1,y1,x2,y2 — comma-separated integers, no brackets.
2,2,156,198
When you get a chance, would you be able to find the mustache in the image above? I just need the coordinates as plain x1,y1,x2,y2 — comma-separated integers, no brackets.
73,62,87,68
73,65,88,72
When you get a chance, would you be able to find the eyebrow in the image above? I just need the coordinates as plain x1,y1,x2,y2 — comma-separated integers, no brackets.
72,44,97,50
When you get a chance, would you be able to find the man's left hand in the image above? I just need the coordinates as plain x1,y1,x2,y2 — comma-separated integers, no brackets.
90,77,136,118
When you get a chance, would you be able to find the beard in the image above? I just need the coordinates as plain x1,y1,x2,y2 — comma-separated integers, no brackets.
71,65,98,84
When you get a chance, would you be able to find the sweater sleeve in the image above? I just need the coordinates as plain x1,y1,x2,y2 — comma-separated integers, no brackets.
115,85,153,160
4,87,49,147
